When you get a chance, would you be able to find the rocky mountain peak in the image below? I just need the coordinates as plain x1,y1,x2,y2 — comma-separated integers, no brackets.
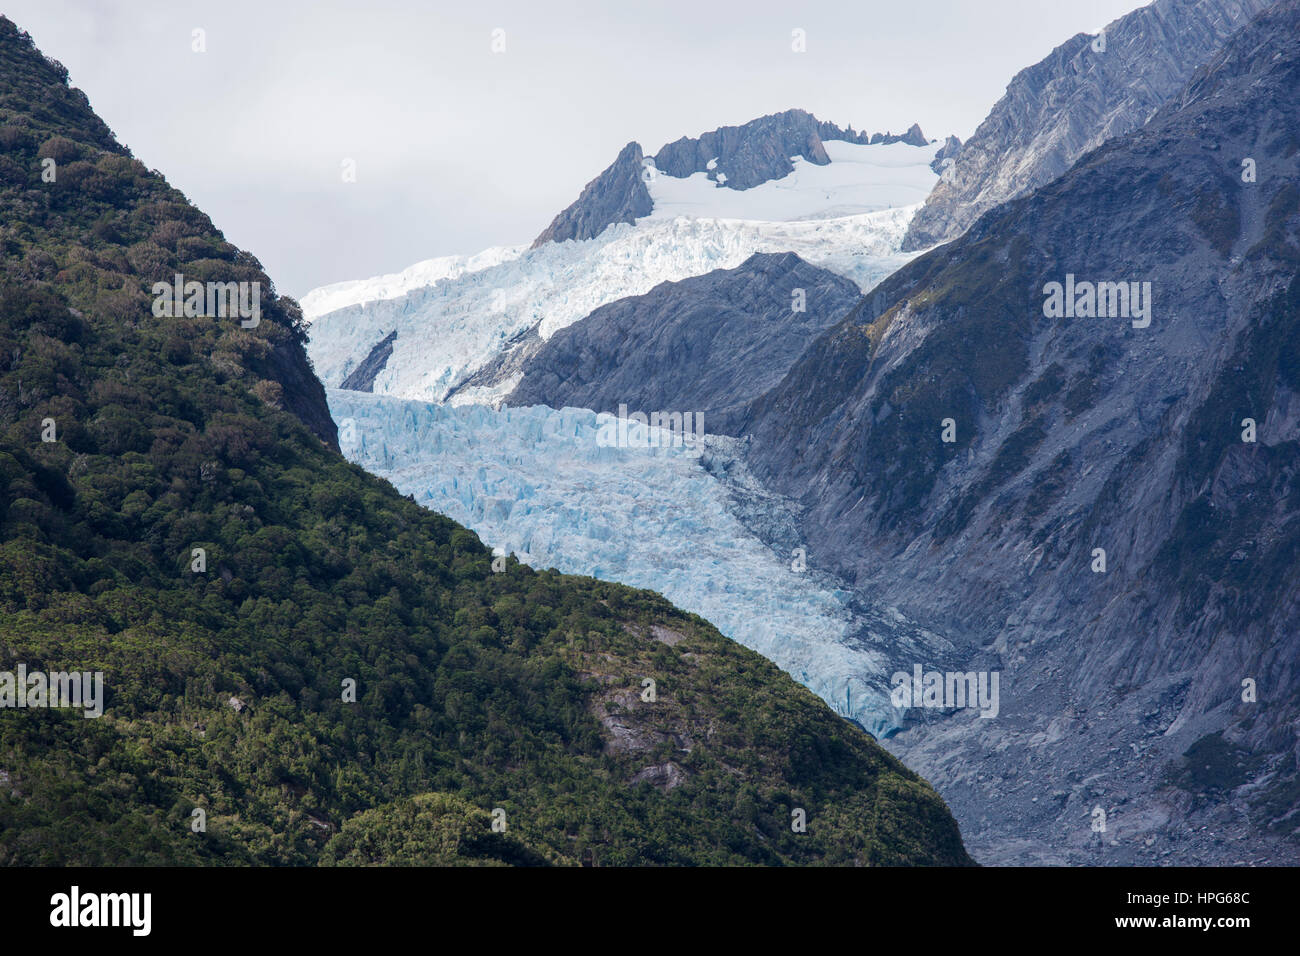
901,0,1278,251
532,109,937,247
530,140,652,247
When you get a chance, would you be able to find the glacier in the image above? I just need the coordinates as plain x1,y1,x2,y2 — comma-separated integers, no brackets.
304,208,922,405
330,389,952,737
307,136,952,738
301,139,941,407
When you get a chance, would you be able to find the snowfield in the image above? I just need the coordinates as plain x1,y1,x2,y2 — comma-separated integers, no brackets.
645,140,939,222
304,209,921,405
300,245,523,324
302,139,940,406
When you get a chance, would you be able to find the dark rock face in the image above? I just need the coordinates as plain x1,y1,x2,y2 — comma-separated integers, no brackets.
896,122,930,148
532,110,932,248
531,141,653,247
740,0,1300,864
339,330,397,392
504,252,861,434
652,109,927,190
902,0,1277,251
445,326,543,403
930,134,963,175
870,123,930,147
263,314,339,449
653,109,835,189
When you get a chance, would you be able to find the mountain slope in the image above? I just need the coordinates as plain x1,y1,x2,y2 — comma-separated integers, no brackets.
303,112,940,412
0,38,337,450
504,252,861,433
901,0,1276,251
531,142,654,248
741,0,1300,863
535,109,931,247
0,16,971,866
304,205,922,409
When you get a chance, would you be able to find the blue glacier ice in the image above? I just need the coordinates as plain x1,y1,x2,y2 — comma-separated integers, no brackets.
329,389,949,737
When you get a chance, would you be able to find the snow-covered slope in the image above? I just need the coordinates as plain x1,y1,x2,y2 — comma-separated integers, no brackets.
330,389,952,737
300,245,522,323
645,141,938,222
302,138,940,407
305,207,920,405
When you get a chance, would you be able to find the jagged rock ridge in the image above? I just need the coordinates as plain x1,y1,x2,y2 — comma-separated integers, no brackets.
533,110,931,247
901,0,1277,251
652,110,927,189
531,142,654,247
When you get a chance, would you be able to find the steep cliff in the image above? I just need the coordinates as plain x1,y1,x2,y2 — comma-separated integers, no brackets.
530,142,654,247
901,0,1276,251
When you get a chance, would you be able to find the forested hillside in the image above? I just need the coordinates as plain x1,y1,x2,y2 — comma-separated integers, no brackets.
0,17,971,866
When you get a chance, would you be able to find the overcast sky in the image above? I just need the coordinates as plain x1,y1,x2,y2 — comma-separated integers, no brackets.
7,0,1151,298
